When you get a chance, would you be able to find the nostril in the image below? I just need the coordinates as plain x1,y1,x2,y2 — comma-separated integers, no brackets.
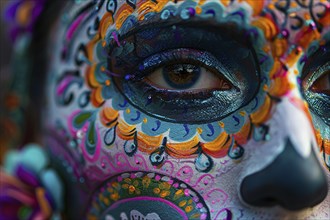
240,138,328,211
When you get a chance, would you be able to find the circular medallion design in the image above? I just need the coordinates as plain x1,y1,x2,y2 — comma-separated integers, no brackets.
87,172,210,220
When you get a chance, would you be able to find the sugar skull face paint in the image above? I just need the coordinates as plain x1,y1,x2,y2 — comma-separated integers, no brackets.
38,0,330,219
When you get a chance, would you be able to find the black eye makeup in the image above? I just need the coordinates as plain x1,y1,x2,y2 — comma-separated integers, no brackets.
301,41,330,125
108,19,260,124
139,48,233,92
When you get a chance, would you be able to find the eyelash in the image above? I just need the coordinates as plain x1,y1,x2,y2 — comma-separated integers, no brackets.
134,48,228,84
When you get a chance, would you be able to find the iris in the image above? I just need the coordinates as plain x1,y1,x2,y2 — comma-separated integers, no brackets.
163,63,201,90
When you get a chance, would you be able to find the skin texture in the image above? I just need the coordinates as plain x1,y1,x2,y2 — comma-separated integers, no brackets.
41,0,330,219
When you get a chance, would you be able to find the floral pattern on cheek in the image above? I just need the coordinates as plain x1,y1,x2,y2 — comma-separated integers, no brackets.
86,172,212,220
51,0,330,177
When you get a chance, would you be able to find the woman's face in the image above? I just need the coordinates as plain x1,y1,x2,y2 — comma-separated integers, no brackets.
43,0,330,219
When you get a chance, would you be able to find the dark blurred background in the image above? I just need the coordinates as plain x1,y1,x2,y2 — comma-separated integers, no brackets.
1,0,12,107
0,0,13,161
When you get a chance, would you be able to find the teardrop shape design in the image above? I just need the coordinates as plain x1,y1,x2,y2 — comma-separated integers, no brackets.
73,111,93,129
124,141,137,157
253,124,270,141
227,141,244,160
78,91,91,108
85,121,97,155
104,125,117,146
56,71,83,106
75,44,89,66
149,138,167,167
195,152,213,173
107,0,117,13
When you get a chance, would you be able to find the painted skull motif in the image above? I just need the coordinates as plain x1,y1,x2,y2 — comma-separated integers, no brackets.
2,0,330,219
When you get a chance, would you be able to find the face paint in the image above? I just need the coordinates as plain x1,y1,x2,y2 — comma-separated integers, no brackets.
38,0,330,219
110,23,260,123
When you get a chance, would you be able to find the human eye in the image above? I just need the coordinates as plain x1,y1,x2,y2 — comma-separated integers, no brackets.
109,21,260,124
141,49,233,92
301,40,330,125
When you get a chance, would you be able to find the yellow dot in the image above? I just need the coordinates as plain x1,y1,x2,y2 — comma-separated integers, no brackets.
196,6,202,14
263,46,271,53
17,2,35,26
160,190,170,198
219,122,225,128
179,200,187,207
268,4,275,10
304,13,310,20
289,12,297,18
239,111,246,116
153,188,161,194
263,84,268,91
185,206,193,213
290,1,298,7
197,127,203,134
126,108,131,114
293,69,299,75
103,197,110,205
129,185,135,192
101,66,106,72
110,193,119,201
143,118,148,123
105,80,111,86
102,40,107,47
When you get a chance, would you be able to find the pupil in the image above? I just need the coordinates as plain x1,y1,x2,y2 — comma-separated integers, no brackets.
163,64,201,89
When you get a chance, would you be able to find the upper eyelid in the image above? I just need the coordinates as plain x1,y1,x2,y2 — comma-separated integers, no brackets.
135,48,234,83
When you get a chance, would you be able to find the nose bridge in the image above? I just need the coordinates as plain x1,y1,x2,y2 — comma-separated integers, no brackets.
240,97,328,210
275,96,315,158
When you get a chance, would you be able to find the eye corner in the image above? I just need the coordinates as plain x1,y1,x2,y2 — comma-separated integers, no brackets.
310,69,330,96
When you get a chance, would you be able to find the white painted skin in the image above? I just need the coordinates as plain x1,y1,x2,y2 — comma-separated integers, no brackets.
43,0,330,219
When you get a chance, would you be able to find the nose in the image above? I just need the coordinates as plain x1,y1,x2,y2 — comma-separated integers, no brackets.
240,138,328,210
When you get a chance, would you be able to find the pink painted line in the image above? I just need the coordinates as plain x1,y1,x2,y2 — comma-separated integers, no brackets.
66,13,87,40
